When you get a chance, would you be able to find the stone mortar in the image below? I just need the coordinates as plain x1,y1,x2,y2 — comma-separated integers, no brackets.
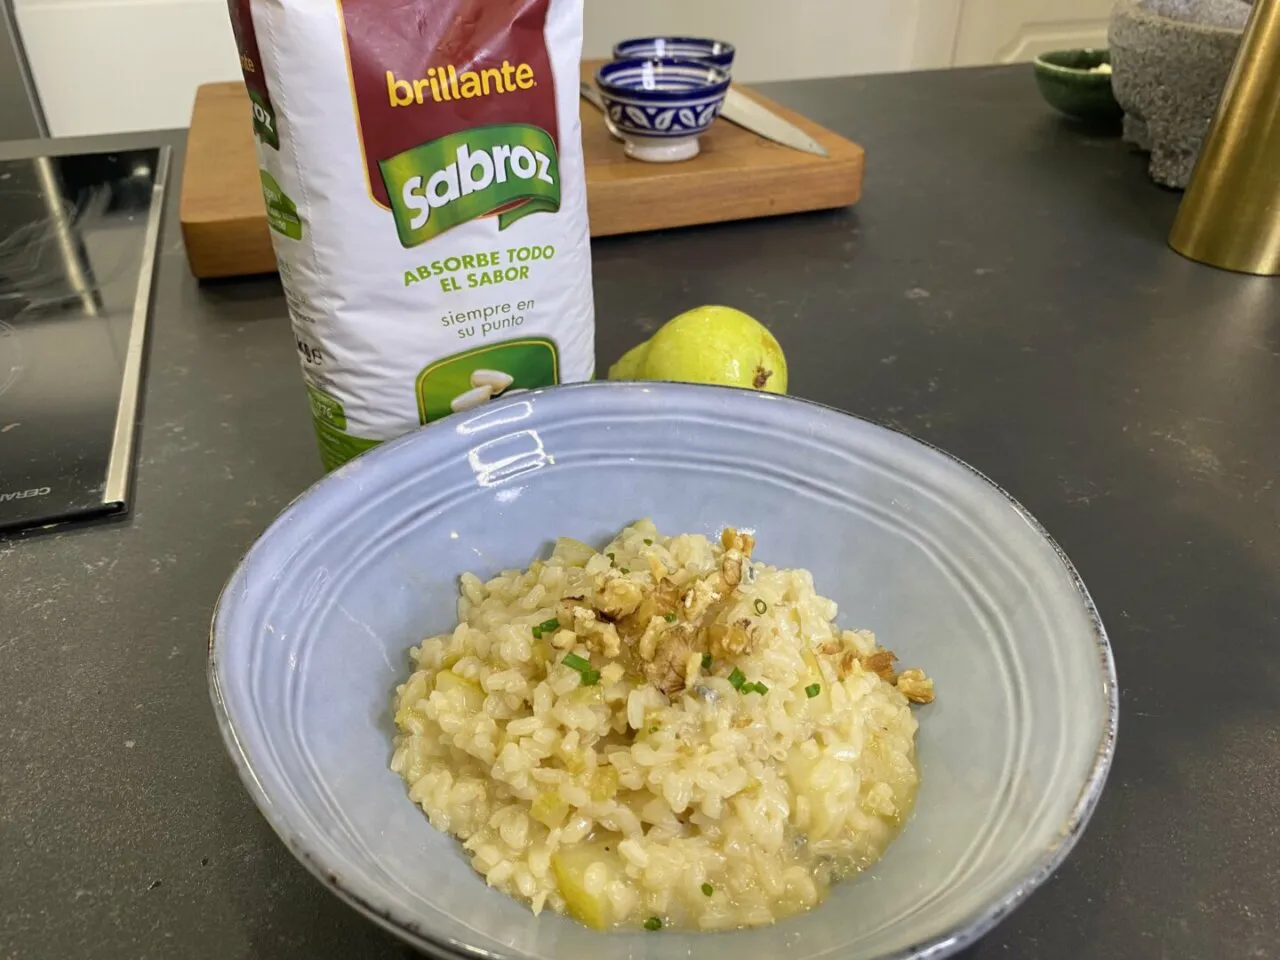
1109,0,1252,188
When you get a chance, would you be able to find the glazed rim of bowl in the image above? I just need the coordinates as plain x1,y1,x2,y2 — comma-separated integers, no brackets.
1034,48,1111,75
208,381,1118,960
613,36,736,59
595,57,732,99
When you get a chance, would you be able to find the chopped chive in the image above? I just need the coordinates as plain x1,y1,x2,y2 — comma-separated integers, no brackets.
701,653,713,669
534,618,560,639
728,667,746,690
607,552,615,563
754,598,768,615
644,539,653,546
805,683,821,699
664,612,677,623
643,917,662,931
752,682,769,695
620,567,630,575
561,652,591,672
701,882,714,897
581,669,601,686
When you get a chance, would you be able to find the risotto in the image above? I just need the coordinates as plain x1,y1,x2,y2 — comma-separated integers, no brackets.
390,521,935,932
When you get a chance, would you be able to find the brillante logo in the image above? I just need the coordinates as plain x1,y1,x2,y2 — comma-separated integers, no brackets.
386,60,536,107
0,486,51,502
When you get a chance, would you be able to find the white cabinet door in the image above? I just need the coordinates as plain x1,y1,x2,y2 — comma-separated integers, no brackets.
15,0,242,138
951,0,1113,65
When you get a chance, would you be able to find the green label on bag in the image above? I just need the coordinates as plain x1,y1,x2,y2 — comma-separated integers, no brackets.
416,338,558,424
312,418,381,472
260,170,302,240
305,384,346,430
378,124,560,248
303,384,379,470
249,89,280,150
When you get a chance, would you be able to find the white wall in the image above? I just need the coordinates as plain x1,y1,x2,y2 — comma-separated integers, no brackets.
583,0,960,82
15,0,242,137
12,0,1112,138
951,0,1111,65
16,0,956,137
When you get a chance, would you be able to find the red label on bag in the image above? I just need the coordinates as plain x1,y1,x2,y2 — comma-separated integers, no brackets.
337,0,559,210
227,0,279,149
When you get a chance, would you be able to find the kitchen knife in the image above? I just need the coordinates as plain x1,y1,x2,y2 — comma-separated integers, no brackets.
720,88,828,156
580,80,828,157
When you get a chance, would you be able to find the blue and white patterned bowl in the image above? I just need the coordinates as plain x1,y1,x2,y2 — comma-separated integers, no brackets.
594,57,732,162
613,36,736,73
210,381,1118,960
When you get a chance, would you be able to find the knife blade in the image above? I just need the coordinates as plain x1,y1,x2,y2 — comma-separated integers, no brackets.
580,80,828,157
720,88,828,156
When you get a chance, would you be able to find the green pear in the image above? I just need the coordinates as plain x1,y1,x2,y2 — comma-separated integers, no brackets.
607,339,651,380
639,305,787,393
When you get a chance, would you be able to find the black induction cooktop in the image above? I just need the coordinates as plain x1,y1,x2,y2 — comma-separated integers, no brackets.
0,146,169,533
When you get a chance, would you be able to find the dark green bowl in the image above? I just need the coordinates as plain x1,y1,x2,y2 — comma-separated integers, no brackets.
1033,48,1123,124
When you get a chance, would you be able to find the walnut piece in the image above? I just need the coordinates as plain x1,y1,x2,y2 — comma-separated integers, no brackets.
616,578,680,643
861,650,898,681
835,648,898,681
838,650,856,679
714,528,755,595
593,570,644,620
720,528,756,557
681,578,721,621
564,604,622,658
896,668,935,704
610,530,769,696
720,552,744,589
645,623,695,696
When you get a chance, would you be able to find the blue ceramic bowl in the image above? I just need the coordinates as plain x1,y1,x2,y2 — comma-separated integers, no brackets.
613,36,736,72
210,381,1117,960
594,57,732,162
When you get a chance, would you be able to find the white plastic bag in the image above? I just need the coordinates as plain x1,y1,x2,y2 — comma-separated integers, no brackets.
228,0,595,469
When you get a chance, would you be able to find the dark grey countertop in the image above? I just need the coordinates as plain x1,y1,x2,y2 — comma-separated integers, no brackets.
3,65,1279,960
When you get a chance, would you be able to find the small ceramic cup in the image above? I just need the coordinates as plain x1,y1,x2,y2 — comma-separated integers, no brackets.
612,36,736,73
1032,48,1123,124
594,57,732,163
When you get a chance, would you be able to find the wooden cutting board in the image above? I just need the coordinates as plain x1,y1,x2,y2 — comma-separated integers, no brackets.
180,62,864,279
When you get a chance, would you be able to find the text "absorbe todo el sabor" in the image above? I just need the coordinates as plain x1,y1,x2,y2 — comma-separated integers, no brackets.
405,245,556,291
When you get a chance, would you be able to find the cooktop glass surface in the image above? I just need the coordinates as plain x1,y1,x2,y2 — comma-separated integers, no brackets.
0,146,168,533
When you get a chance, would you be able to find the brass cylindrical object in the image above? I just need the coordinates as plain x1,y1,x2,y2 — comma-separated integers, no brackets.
1169,0,1280,275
